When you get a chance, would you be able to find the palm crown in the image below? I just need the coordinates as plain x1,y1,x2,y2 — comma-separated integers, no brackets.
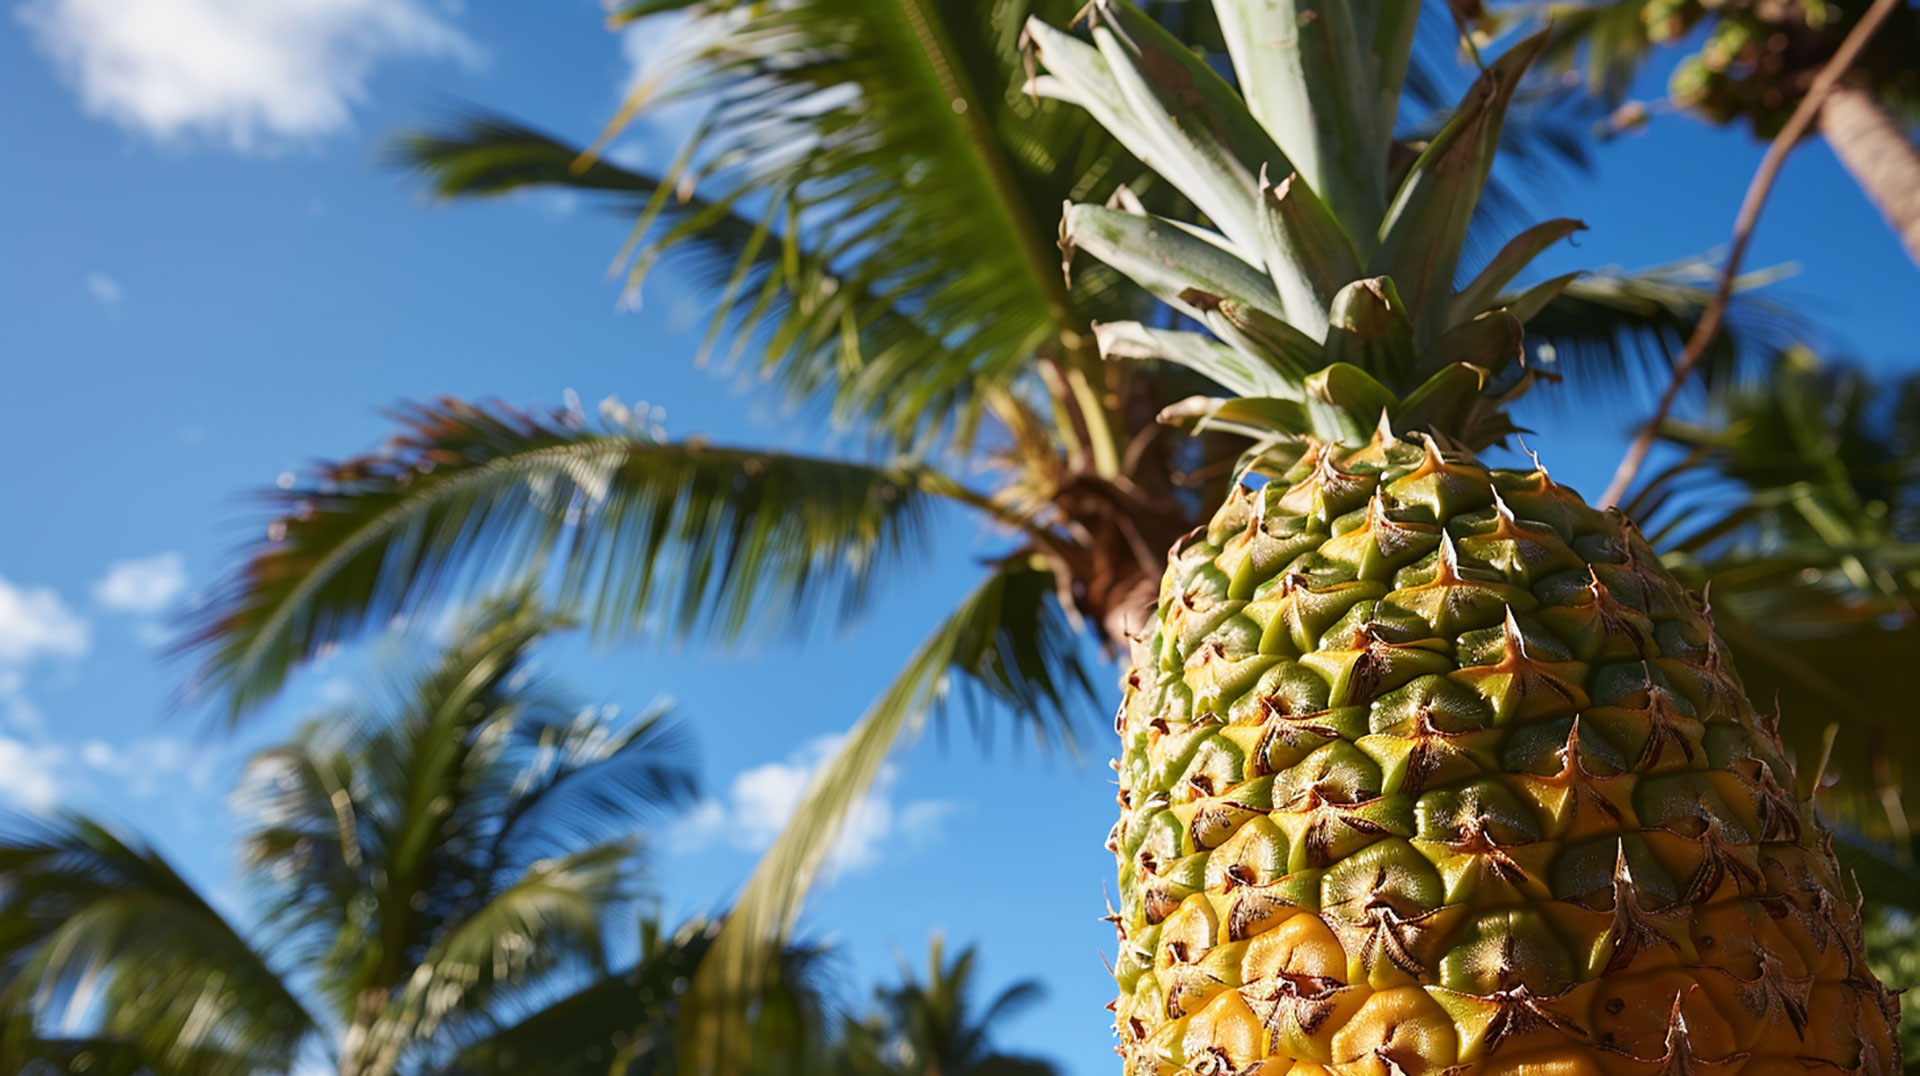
3,599,696,1076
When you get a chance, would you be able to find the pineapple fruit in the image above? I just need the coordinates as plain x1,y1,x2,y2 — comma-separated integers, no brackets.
1022,1,1902,1073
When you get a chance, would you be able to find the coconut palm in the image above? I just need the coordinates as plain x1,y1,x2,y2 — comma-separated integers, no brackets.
1495,0,1920,264
834,937,1055,1076
2,597,697,1076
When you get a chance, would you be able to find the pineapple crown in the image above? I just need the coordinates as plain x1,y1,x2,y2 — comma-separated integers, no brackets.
1025,0,1578,461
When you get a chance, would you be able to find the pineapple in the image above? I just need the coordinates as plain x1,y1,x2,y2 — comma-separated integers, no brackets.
1023,2,1902,1073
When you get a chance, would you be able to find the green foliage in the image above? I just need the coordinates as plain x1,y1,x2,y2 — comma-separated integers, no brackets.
1864,908,1920,1069
832,937,1055,1076
0,817,313,1076
1628,350,1920,827
1502,0,1920,135
5,599,697,1076
178,399,940,720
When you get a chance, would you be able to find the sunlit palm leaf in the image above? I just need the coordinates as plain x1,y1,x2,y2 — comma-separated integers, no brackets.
0,816,313,1076
681,558,1093,1073
180,399,943,720
235,595,695,1045
399,0,1135,454
378,842,634,1057
491,700,696,869
1515,261,1796,410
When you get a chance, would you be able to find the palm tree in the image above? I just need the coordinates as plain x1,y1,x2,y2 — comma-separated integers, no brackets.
2,597,697,1076
437,916,834,1076
834,937,1054,1076
170,0,1847,1065
1498,0,1920,264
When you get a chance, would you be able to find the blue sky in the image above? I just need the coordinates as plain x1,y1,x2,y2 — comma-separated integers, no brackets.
2,2,1917,1073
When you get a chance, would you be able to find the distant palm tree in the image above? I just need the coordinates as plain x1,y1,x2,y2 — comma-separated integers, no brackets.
835,937,1054,1076
1,598,697,1076
437,915,834,1076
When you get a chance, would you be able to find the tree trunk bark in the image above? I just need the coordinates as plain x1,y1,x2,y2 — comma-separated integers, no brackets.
1818,80,1920,269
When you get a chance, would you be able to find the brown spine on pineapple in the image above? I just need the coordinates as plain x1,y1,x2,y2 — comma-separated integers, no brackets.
1109,432,1900,1076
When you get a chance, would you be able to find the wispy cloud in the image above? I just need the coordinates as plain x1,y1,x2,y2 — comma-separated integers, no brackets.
675,736,955,876
18,0,477,151
0,575,89,664
78,736,216,796
0,738,64,812
84,271,123,306
92,551,187,614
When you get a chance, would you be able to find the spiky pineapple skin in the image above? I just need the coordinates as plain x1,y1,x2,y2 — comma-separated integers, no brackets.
1110,435,1900,1076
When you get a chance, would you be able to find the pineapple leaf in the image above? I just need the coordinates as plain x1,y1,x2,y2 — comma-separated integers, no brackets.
1212,0,1414,240
679,559,1092,1072
1322,277,1416,385
1373,31,1550,345
176,399,948,721
1159,395,1310,441
1394,363,1492,439
1503,270,1583,326
1454,218,1588,322
1094,321,1303,399
1304,364,1399,443
1255,170,1362,337
1061,203,1283,324
1078,0,1296,260
1418,309,1525,380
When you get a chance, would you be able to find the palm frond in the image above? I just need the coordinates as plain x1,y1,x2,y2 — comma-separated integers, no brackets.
490,700,698,871
439,916,831,1076
1518,261,1797,412
1627,350,1920,830
680,558,1093,1073
178,398,943,720
0,815,313,1076
398,0,1145,454
375,841,635,1059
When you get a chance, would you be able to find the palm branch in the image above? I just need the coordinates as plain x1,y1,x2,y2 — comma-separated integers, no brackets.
1622,348,1920,832
7,598,698,1076
0,816,314,1076
438,916,832,1076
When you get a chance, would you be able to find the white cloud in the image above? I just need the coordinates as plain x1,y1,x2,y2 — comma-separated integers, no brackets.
84,271,123,305
0,671,45,733
676,736,955,876
92,551,188,614
77,735,215,796
0,738,64,812
0,575,90,664
18,0,477,151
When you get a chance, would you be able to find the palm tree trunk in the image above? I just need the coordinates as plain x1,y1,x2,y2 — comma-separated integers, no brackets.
1818,79,1920,268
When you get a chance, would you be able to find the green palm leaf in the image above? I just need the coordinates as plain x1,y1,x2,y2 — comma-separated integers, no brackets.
179,399,942,720
0,816,314,1076
682,558,1093,1073
440,916,831,1076
1627,350,1920,829
398,0,1132,455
